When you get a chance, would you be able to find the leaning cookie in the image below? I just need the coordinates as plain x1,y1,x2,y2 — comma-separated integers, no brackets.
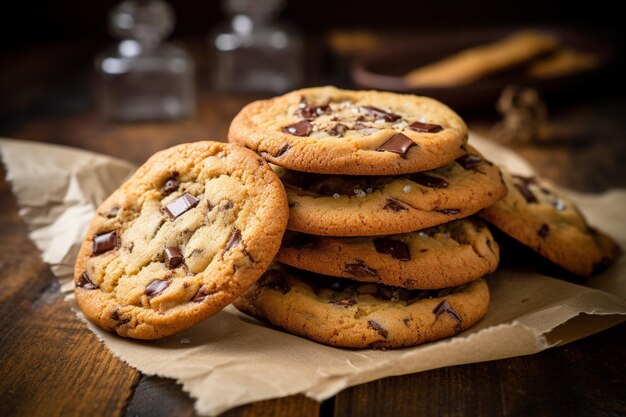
278,218,499,290
279,145,507,236
234,265,490,349
229,86,468,175
74,141,289,339
479,169,620,276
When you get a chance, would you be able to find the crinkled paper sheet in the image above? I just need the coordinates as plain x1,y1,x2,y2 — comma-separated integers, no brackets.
1,135,624,416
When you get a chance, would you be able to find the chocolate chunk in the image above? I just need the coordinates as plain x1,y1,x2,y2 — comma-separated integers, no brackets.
456,154,486,172
436,209,461,215
408,121,443,133
282,233,318,249
145,279,168,299
225,228,242,252
373,238,411,261
383,198,408,212
76,272,97,290
408,172,448,189
331,298,357,308
163,193,200,220
344,260,379,278
163,178,180,194
164,246,183,269
367,320,389,338
360,105,401,122
192,285,214,302
433,300,462,332
282,120,312,137
275,143,291,157
537,224,550,238
376,133,416,158
92,231,117,256
330,123,348,137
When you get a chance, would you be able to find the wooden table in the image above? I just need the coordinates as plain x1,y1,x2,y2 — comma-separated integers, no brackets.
1,41,625,417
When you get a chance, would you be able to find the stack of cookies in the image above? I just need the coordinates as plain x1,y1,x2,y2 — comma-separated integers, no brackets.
228,86,508,348
73,86,619,347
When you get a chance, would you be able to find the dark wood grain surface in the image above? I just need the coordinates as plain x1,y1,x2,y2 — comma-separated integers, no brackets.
1,40,625,417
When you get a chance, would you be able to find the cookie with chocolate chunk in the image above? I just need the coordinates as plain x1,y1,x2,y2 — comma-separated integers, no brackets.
279,145,507,236
228,86,468,175
479,169,620,276
278,218,499,289
74,141,289,339
234,264,490,349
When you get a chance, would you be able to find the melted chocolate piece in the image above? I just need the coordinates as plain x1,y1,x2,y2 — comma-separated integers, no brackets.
344,260,379,278
76,272,97,290
367,320,389,338
512,175,539,204
486,239,494,254
145,279,168,299
163,178,180,194
551,198,566,211
330,123,348,136
436,209,461,215
383,198,408,212
282,120,312,137
456,154,486,172
373,238,411,261
260,269,291,294
92,231,117,256
359,105,401,122
432,300,462,332
353,122,368,130
225,228,242,252
106,207,119,218
376,133,416,158
592,257,613,275
513,183,538,204
110,309,131,326
164,246,183,269
192,285,214,302
282,233,318,249
408,121,443,133
331,298,357,308
408,172,448,189
537,224,550,238
275,143,291,157
296,105,331,119
163,193,200,220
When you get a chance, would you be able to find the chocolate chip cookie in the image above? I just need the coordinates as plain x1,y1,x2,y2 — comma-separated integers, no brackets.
277,217,499,289
74,141,289,339
228,86,468,175
234,264,490,349
479,169,620,276
279,145,507,236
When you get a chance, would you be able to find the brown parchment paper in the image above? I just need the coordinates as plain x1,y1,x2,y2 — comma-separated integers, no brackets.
1,135,625,416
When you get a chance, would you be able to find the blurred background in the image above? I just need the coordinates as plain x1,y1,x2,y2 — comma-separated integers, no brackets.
1,0,625,189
